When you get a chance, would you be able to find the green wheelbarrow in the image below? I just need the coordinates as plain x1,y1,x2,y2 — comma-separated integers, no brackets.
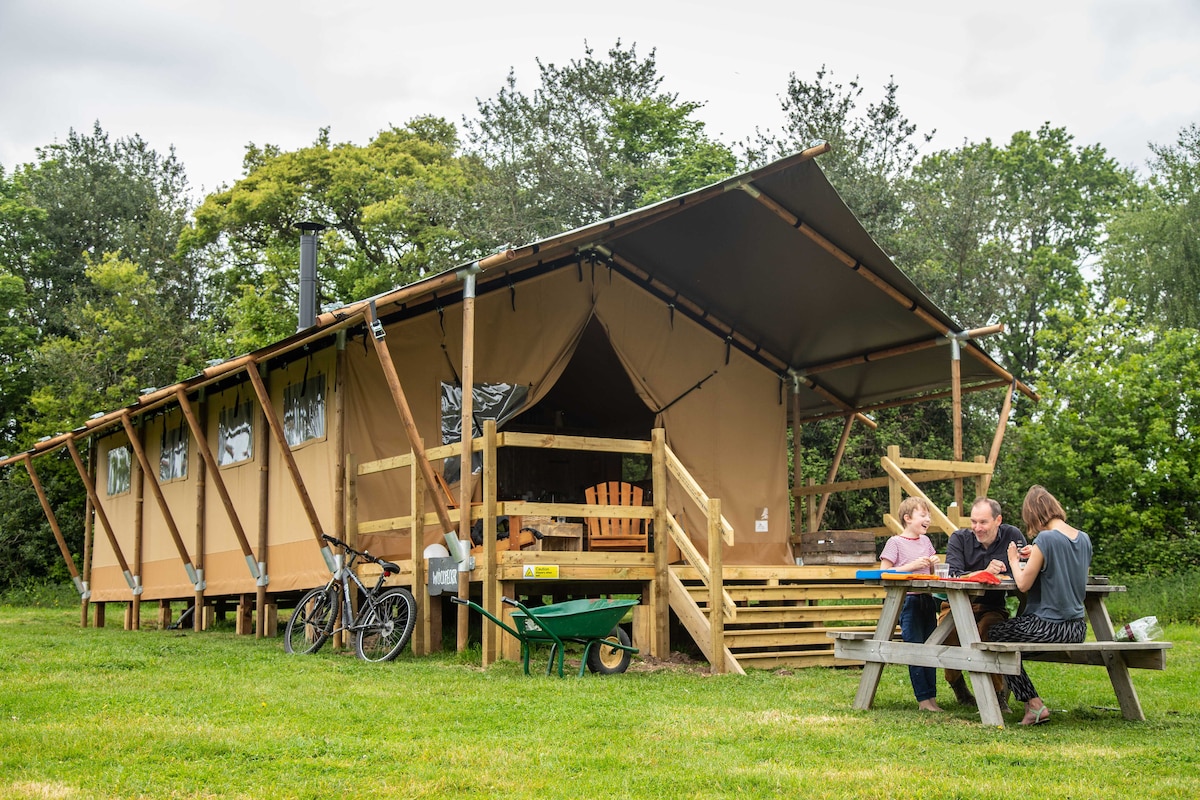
451,596,639,677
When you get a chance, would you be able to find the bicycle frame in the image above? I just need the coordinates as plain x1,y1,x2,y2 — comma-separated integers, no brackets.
330,548,391,637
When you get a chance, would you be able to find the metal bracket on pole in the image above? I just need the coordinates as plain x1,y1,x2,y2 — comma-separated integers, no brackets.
124,571,143,597
256,561,269,588
321,545,337,574
193,568,206,592
244,554,261,581
185,563,205,592
72,576,91,600
368,299,386,340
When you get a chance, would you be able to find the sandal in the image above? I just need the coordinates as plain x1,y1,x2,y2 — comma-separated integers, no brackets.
1020,705,1050,725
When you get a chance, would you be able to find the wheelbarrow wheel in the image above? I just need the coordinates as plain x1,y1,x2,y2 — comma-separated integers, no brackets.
586,626,632,674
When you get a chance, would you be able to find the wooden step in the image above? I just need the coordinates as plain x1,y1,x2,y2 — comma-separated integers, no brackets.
723,625,876,649
682,584,884,603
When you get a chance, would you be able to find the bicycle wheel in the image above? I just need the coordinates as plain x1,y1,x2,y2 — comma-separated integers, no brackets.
355,587,416,662
284,586,339,655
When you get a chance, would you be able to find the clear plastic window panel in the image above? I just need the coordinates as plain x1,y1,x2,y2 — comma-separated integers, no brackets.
217,397,254,465
159,420,189,481
107,446,131,496
284,373,325,447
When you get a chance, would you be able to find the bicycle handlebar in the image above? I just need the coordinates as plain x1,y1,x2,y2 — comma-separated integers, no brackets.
321,533,388,568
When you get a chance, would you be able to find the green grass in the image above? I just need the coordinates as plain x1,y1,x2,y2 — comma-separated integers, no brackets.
1,606,1198,799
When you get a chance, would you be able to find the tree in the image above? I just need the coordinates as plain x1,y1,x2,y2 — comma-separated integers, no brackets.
181,118,481,354
1101,124,1200,329
29,254,194,439
464,41,736,247
748,66,932,253
1002,305,1200,576
897,126,1132,383
12,122,194,336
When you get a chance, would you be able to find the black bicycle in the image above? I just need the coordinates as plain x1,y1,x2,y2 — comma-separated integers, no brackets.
284,534,416,662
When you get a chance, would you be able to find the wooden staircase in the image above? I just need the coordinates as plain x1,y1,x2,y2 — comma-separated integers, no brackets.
668,565,885,671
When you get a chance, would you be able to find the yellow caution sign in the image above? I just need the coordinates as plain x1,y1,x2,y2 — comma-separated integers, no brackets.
521,564,559,579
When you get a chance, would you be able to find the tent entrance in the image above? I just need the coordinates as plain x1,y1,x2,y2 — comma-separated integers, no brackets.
500,318,655,504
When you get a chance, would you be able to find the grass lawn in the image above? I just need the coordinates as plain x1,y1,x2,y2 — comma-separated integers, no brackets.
1,606,1197,799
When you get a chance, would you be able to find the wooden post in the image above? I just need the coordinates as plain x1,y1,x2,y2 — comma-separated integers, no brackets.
81,455,93,628
815,414,855,531
481,420,500,665
651,428,669,658
708,497,724,674
806,478,817,533
132,442,143,632
245,362,327,547
791,388,803,544
363,304,456,537
194,402,206,633
176,390,255,567
257,380,271,636
93,602,105,628
410,443,431,654
22,455,82,585
887,445,902,521
981,381,1015,497
458,270,478,655
65,438,135,605
120,412,196,579
951,337,964,510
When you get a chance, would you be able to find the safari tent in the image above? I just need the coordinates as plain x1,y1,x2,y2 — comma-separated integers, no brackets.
4,144,1033,671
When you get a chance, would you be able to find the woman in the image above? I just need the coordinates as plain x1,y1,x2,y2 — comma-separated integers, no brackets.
987,485,1093,725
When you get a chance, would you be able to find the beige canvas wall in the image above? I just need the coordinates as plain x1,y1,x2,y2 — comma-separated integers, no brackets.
347,265,791,565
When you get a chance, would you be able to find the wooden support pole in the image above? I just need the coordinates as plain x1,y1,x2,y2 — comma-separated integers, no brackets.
791,388,804,543
257,386,271,635
65,438,134,587
23,455,82,581
651,428,669,658
81,445,94,628
951,340,964,510
119,412,196,576
815,415,855,531
708,497,725,675
981,381,1016,497
245,362,327,548
409,441,431,654
481,420,499,665
363,304,457,537
175,389,256,564
132,443,143,631
459,272,478,655
194,416,206,633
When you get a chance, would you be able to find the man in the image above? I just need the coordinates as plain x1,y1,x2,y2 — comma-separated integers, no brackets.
942,497,1026,708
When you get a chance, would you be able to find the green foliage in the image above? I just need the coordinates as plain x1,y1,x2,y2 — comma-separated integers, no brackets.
1005,308,1200,576
183,119,482,355
11,121,195,336
899,125,1133,383
465,41,736,246
749,65,932,252
1101,123,1200,329
29,254,197,438
1104,570,1200,625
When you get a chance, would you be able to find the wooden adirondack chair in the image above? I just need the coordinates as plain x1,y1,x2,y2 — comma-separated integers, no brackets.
584,481,649,552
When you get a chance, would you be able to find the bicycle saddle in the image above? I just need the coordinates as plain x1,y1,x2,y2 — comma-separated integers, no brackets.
379,560,400,575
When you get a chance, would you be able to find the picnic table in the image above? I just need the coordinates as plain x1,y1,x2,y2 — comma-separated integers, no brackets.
829,575,1171,727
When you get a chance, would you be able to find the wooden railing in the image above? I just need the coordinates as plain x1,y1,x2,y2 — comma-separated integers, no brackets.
792,444,995,538
349,425,734,666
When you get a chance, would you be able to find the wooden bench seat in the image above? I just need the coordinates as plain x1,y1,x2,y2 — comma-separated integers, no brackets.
972,640,1171,670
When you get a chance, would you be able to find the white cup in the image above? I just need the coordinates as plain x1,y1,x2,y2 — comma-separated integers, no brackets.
935,563,949,579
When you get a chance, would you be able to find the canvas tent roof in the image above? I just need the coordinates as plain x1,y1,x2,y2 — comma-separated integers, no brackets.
2,144,1031,468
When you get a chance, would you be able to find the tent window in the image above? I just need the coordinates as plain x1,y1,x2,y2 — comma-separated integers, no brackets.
284,373,325,447
160,420,188,481
107,446,131,496
218,398,254,466
440,382,528,483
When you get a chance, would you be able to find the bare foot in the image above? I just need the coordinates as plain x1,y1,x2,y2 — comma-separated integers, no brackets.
917,700,943,712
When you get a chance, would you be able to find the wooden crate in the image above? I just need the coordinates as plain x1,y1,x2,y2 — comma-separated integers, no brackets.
517,515,583,551
792,530,877,565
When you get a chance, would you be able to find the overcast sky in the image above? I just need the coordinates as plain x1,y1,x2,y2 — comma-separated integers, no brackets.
2,0,1198,198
